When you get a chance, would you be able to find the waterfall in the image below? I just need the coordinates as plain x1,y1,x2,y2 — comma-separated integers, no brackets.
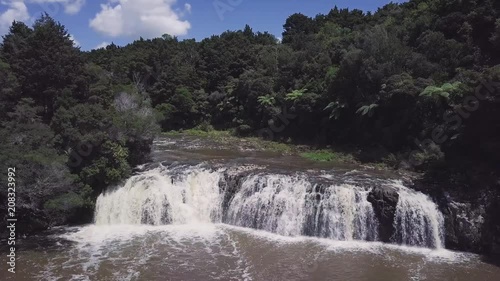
225,174,310,236
94,165,445,249
305,184,379,241
390,181,445,248
94,166,223,225
225,174,379,240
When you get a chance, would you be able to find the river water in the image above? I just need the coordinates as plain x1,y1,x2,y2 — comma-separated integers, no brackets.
3,136,500,280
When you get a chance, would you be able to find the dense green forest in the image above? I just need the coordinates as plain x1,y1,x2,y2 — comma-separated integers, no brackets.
1,0,499,231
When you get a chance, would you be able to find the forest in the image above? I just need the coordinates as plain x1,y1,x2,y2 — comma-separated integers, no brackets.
1,0,499,233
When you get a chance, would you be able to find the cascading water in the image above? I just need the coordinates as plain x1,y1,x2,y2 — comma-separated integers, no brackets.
225,174,379,240
94,166,224,225
305,184,379,241
94,165,445,249
389,181,445,248
225,174,310,236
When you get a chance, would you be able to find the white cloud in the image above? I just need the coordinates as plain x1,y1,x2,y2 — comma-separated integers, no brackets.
0,0,30,36
30,0,86,15
0,0,87,36
69,34,79,46
89,0,191,39
94,41,110,49
62,0,85,14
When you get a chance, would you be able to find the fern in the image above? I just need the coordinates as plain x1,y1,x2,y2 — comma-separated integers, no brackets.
324,101,346,120
356,103,379,117
286,89,307,101
257,95,275,106
419,82,461,100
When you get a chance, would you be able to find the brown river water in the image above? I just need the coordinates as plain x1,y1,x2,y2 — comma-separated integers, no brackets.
2,136,499,281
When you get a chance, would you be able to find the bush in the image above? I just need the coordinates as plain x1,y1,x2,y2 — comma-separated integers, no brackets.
235,124,253,137
194,120,214,132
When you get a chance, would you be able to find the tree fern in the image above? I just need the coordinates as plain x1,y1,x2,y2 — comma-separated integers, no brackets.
257,95,275,106
356,103,379,117
324,101,346,120
419,82,461,100
286,89,307,101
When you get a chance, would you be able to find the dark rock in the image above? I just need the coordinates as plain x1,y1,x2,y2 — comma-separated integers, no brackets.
367,185,399,242
219,171,247,219
410,166,500,257
482,196,500,256
442,201,485,252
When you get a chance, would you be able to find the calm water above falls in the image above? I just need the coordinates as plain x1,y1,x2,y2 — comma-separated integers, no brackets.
4,137,500,281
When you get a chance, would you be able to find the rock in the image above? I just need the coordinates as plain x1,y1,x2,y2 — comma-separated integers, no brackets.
219,172,246,217
367,185,399,242
442,201,485,252
483,197,500,256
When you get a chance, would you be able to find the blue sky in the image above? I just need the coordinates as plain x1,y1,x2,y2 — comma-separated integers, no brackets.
0,0,405,51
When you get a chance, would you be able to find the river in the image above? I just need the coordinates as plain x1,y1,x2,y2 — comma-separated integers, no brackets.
4,135,500,280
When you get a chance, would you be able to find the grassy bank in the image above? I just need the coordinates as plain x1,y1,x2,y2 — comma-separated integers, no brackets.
300,150,356,163
163,129,296,154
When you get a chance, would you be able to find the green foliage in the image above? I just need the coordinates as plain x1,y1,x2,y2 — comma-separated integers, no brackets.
164,129,233,139
0,15,160,228
257,95,275,106
300,150,356,163
325,66,339,82
285,89,307,102
44,192,84,211
194,120,215,132
235,124,253,137
419,82,461,101
324,101,346,120
356,104,379,117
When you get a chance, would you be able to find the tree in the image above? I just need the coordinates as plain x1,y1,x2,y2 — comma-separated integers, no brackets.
2,14,85,121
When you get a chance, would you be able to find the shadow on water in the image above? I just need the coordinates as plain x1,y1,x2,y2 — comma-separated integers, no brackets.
481,254,500,267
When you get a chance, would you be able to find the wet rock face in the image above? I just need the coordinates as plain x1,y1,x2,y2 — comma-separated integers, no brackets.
437,194,500,257
442,201,485,252
409,164,500,256
485,198,500,255
411,178,500,256
367,185,399,242
219,172,247,218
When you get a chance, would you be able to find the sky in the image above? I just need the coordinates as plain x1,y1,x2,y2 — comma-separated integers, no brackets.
0,0,406,51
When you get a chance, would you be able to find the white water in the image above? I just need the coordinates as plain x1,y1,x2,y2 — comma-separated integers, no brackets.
390,181,445,248
94,165,444,249
226,174,378,240
95,166,223,225
226,174,310,236
308,183,378,241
